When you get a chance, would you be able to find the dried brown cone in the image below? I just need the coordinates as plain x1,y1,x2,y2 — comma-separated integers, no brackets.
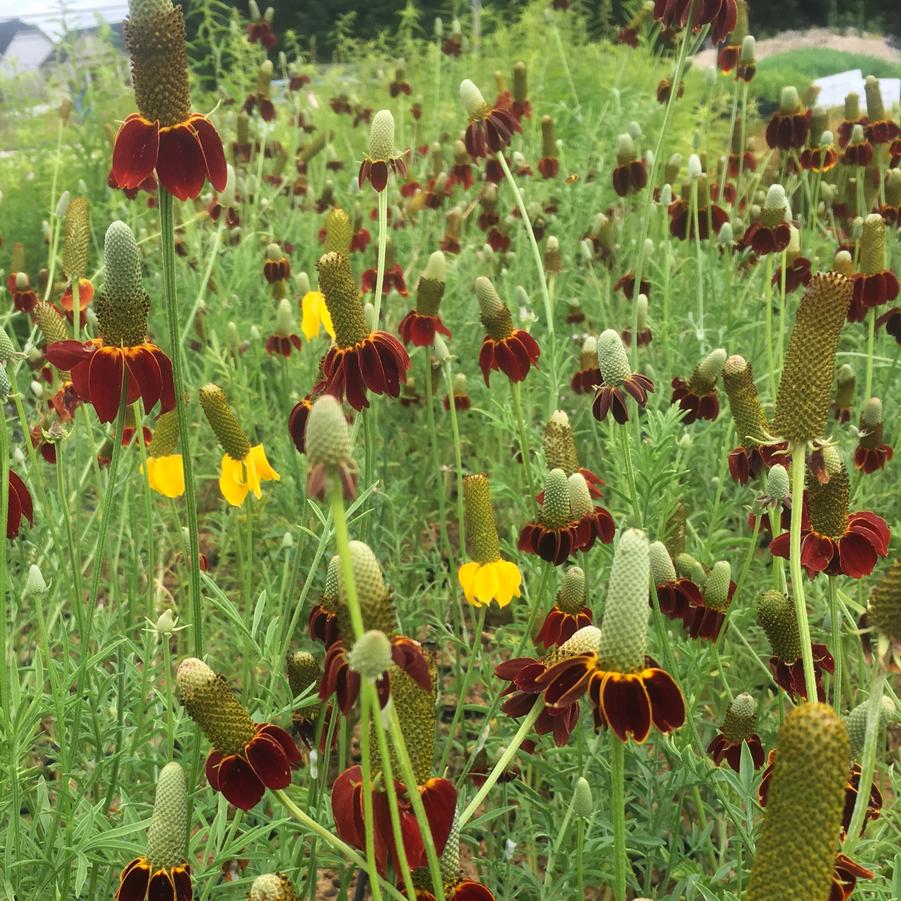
772,273,853,444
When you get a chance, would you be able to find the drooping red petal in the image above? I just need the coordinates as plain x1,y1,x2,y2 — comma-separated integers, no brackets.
89,349,126,423
216,753,266,809
116,858,151,901
419,777,457,856
205,750,223,791
189,114,227,192
125,346,162,412
836,532,879,578
246,732,293,789
112,115,159,190
157,125,207,201
599,673,653,742
644,667,685,733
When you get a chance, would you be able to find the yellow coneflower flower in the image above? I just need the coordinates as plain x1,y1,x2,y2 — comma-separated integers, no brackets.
142,409,184,498
300,289,335,340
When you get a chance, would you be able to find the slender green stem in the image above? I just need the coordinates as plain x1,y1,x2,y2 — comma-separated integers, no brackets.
510,380,536,500
827,576,842,710
864,308,876,400
788,446,818,702
424,349,452,560
550,19,582,122
358,682,384,901
0,408,9,716
609,736,627,901
690,177,705,342
441,361,466,558
515,562,551,657
328,486,364,641
372,189,389,326
617,423,642,526
777,250,788,373
158,189,203,659
764,255,777,399
386,703,445,901
458,702,542,828
576,818,585,898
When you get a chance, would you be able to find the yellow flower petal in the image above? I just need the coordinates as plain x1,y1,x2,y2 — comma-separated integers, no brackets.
301,291,335,341
473,561,501,605
457,561,481,606
219,446,280,507
493,559,523,607
219,454,249,507
142,454,185,498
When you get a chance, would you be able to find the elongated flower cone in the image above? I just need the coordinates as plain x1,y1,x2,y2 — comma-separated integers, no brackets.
723,355,767,443
721,692,758,744
34,301,70,344
869,556,901,642
337,540,397,637
599,529,650,673
199,384,251,461
287,650,321,740
304,394,356,500
323,207,353,256
97,220,149,346
745,703,850,901
62,197,90,282
843,697,895,760
756,590,802,663
772,273,853,444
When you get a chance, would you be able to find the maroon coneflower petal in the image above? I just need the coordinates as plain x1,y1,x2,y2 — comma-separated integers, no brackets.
216,754,266,810
420,777,456,856
598,673,653,743
88,350,126,423
644,667,686,732
246,732,294,789
117,859,151,901
112,115,159,191
837,532,879,578
799,531,836,574
157,125,207,202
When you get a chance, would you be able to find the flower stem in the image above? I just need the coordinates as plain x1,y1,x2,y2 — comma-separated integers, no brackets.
440,361,466,557
510,380,536,501
372,189,389,326
358,681,385,901
0,403,9,716
864,308,876,400
617,422,642,526
458,701,542,828
328,484,365,641
424,348,452,561
827,575,843,710
788,445,819,702
609,736,627,901
159,188,204,659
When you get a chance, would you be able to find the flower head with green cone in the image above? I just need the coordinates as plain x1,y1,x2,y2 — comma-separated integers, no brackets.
304,394,357,501
247,873,300,901
308,554,341,648
199,383,279,507
517,469,581,566
359,109,409,192
707,692,765,772
458,474,522,607
535,565,592,648
112,0,226,200
474,276,540,385
670,348,726,424
459,78,520,159
538,529,686,741
591,329,654,424
142,409,184,498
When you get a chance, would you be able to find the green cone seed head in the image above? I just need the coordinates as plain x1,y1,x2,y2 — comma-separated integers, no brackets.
703,561,732,612
675,552,707,586
199,384,251,461
756,591,801,662
599,529,650,673
869,556,901,641
649,541,677,585
859,213,885,276
721,692,757,743
573,776,593,819
541,469,572,529
580,336,598,372
844,697,895,760
0,367,9,401
176,658,256,755
558,625,601,658
438,811,462,885
834,364,855,410
844,92,860,121
765,464,790,502
33,301,70,345
745,703,850,901
317,252,368,348
689,348,726,393
760,185,787,228
275,296,295,336
861,397,882,429
463,474,501,564
451,372,468,396
146,762,188,869
149,410,179,458
125,0,191,127
416,256,446,316
512,60,527,102
255,59,273,97
722,355,768,446
320,555,340,612
348,629,392,678
543,411,581,475
833,250,854,278
462,473,503,564
249,873,301,901
779,86,801,114
772,273,853,444
368,109,396,161
338,541,396,636
97,220,149,347
567,473,593,520
864,75,886,121
850,123,866,145
616,133,636,165
807,460,849,539
0,328,17,365
460,79,487,118
597,329,631,387
886,169,901,206
299,130,330,165
287,651,321,699
62,197,90,280
556,566,586,614
323,208,352,256
475,276,514,340
305,395,352,468
10,241,25,274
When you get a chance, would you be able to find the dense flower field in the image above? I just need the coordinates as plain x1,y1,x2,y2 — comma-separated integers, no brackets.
0,1,898,898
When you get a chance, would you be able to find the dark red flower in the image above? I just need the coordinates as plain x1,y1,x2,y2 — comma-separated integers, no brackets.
854,440,893,474
767,643,835,701
247,20,277,49
415,878,495,900
205,722,301,810
332,765,456,876
842,137,873,167
308,603,340,649
265,334,301,357
389,80,412,98
653,0,737,44
847,269,900,322
442,36,462,57
6,274,37,313
592,373,654,424
361,264,408,297
263,256,290,284
717,44,740,74
244,94,275,122
318,332,410,411
572,505,616,551
359,152,409,193
765,108,811,151
683,579,736,641
287,394,314,455
518,520,582,566
535,605,592,648
799,146,837,173
769,511,890,579
707,730,765,772
444,393,471,412
727,151,757,178
867,118,900,145
612,159,647,197
838,118,868,148
478,330,540,386
116,858,192,901
46,339,175,424
876,305,901,341
571,366,602,395
319,635,430,714
613,272,650,300
668,198,729,240
464,107,520,159
448,163,473,191
7,471,32,539
741,221,791,256
830,853,873,901
617,26,639,47
656,78,684,104
670,377,720,424
538,157,559,179
772,256,812,293
655,577,702,622
727,445,767,485
538,654,685,742
112,113,227,202
398,310,451,348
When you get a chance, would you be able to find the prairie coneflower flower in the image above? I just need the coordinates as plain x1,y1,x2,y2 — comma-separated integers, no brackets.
611,133,647,197
112,0,227,200
864,75,899,145
568,472,615,552
199,383,280,507
475,276,540,385
388,64,411,97
838,92,867,148
287,392,315,455
244,60,276,121
115,762,192,901
519,469,582,566
707,692,765,772
177,658,301,810
248,874,300,901
304,394,357,501
286,650,322,745
653,0,737,45
571,336,601,395
263,242,290,290
412,814,495,900
542,411,604,498
443,372,471,412
716,0,747,74
769,448,889,579
622,294,653,347
669,175,729,240
741,185,791,255
670,348,726,424
459,79,520,159
458,474,522,607
684,560,735,641
765,86,811,151
6,470,33,539
830,854,874,901
727,120,757,177
613,271,650,301
848,214,899,322
246,1,277,48
799,129,838,173
722,355,778,484
591,329,654,424
266,298,302,357
536,566,592,648
7,272,37,314
744,703,850,901
538,115,559,179
854,398,893,474
361,251,408,297
538,529,686,741
399,251,451,347
308,555,341,648
45,221,175,424
756,590,834,701
510,61,532,122
841,124,872,167
142,410,184,498
649,541,702,623
359,110,409,192
734,34,756,82
315,252,410,410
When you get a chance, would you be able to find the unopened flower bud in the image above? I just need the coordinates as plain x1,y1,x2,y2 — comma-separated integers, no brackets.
26,564,47,595
573,776,593,819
